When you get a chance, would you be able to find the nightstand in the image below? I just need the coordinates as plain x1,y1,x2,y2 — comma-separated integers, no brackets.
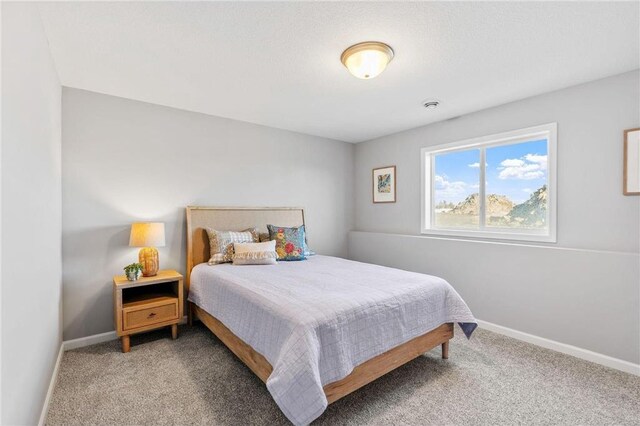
113,270,183,353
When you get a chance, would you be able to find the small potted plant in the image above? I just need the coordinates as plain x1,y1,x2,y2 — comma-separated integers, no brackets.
124,262,144,281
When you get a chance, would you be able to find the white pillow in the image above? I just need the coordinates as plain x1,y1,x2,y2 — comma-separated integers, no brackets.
232,240,277,265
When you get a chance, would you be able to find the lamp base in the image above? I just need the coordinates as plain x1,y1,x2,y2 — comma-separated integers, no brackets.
139,247,159,277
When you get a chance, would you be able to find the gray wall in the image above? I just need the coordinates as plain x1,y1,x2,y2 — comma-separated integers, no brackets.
350,71,640,364
55,51,640,366
62,88,355,340
1,3,63,424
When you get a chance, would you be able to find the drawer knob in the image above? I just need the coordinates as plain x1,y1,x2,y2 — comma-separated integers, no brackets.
148,312,156,318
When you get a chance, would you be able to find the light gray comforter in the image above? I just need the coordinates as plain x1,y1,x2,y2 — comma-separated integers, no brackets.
188,255,476,425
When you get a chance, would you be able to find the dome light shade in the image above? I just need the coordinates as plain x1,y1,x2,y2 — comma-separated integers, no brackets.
340,41,394,79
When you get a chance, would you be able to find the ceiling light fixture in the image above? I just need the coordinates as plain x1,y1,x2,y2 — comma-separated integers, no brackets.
340,41,394,80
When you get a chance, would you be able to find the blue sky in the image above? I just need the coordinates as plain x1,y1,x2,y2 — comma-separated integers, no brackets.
435,139,547,204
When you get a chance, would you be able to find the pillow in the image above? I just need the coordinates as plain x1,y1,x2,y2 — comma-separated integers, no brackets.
261,226,315,256
267,224,306,261
206,227,259,264
232,240,277,265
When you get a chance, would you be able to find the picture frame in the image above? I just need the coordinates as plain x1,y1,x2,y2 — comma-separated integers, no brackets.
624,128,640,195
372,165,396,203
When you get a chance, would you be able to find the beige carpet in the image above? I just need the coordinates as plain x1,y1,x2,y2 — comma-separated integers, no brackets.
46,324,640,425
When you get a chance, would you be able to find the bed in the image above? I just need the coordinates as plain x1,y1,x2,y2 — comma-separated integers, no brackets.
186,206,477,425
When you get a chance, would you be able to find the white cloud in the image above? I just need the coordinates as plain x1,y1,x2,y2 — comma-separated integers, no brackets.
435,175,468,199
524,154,548,170
500,158,525,167
499,164,543,180
497,153,546,180
522,188,532,193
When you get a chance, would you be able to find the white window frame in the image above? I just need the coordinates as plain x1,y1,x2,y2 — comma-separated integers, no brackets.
421,123,557,243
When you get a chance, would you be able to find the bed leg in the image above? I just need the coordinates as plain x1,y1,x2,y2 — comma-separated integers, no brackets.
442,341,449,359
188,302,193,326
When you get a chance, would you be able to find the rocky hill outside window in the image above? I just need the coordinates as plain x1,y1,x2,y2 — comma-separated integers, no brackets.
421,123,557,242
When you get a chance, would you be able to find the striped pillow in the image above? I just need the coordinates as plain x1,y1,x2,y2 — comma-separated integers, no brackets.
206,227,259,264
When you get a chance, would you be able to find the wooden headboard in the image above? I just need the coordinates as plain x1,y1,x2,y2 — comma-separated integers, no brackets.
185,206,305,289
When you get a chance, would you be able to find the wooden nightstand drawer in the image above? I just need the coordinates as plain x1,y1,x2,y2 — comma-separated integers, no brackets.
123,297,179,330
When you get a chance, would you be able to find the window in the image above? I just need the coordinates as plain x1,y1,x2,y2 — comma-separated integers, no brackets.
421,123,556,242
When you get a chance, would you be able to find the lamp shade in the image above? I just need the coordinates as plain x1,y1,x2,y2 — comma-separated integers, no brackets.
129,222,165,247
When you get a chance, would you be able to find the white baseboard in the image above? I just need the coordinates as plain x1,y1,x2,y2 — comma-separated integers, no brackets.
476,319,640,376
62,315,188,351
63,330,118,351
38,343,64,426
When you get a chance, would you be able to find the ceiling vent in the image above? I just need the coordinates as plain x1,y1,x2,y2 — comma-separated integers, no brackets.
423,100,440,109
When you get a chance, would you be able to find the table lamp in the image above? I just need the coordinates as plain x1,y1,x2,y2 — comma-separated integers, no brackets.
129,222,165,277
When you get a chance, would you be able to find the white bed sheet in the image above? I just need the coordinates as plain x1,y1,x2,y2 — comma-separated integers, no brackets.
188,255,476,425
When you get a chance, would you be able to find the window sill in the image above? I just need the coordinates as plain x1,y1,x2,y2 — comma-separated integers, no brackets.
420,228,557,243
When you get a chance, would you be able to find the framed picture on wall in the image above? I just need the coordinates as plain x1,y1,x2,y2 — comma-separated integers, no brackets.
372,165,396,203
624,128,640,195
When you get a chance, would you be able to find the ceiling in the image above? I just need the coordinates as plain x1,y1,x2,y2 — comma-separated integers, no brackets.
38,2,639,143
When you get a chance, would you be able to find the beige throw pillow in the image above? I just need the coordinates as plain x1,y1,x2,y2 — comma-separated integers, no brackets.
232,240,277,265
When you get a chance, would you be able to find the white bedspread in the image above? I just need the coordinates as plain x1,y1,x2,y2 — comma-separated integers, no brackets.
188,255,476,425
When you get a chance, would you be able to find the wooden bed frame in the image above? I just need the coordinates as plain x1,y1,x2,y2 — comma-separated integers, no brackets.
185,206,453,404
